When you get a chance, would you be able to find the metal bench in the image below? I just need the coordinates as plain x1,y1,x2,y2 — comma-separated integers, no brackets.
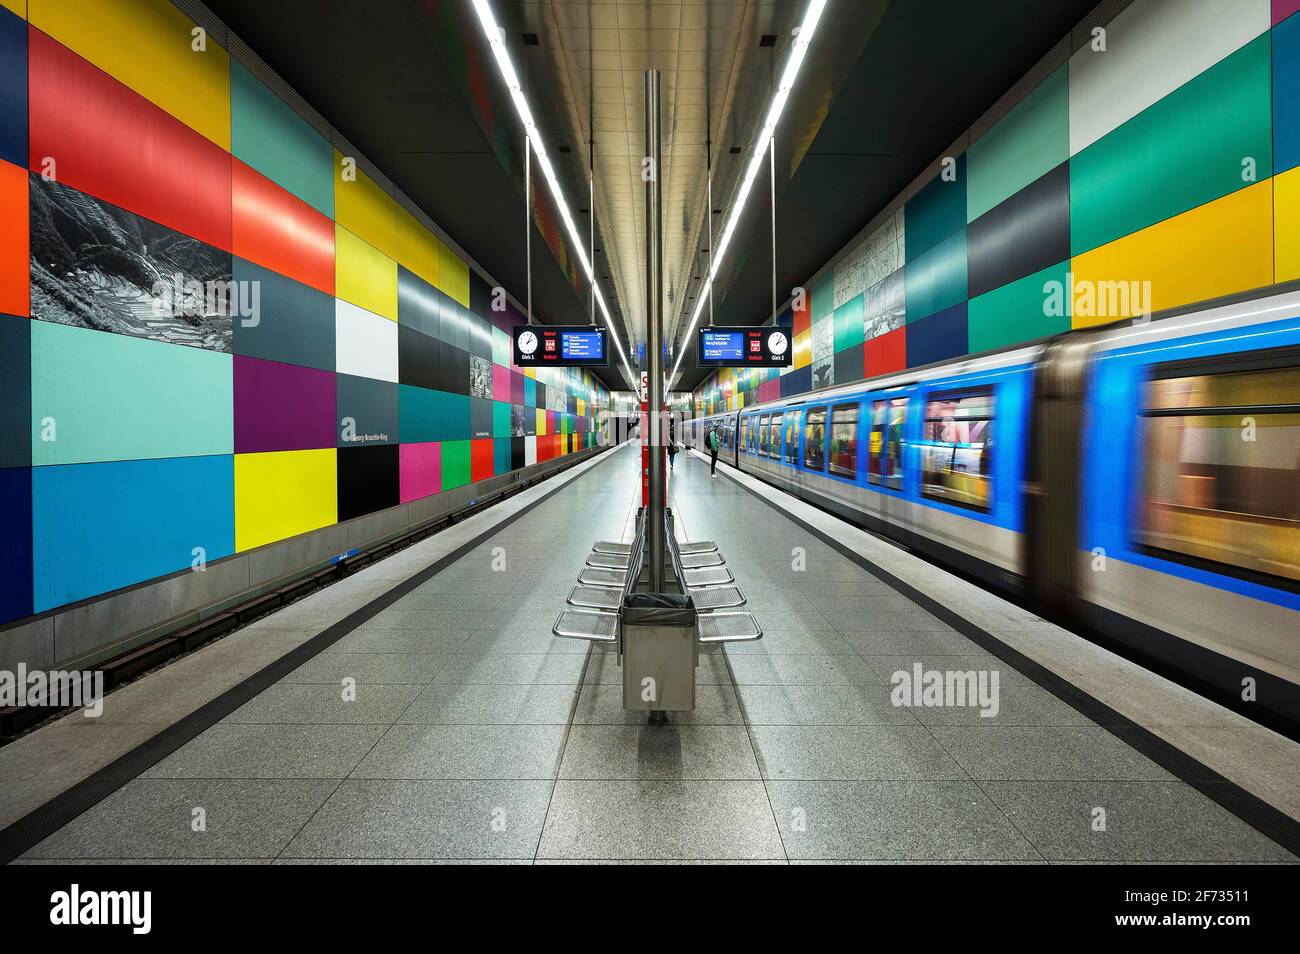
567,584,622,610
586,551,631,569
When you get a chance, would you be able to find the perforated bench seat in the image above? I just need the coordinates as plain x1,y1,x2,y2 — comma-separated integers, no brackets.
578,567,627,587
679,551,724,569
675,541,718,555
568,584,622,610
697,611,762,644
553,609,618,642
682,565,733,586
591,541,633,555
586,551,631,569
687,585,745,610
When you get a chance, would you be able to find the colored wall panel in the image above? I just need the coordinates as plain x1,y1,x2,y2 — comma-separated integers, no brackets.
28,28,232,251
863,325,905,378
30,322,233,466
1071,181,1273,326
30,0,232,150
905,302,968,368
491,326,510,366
335,299,398,382
398,324,441,390
905,154,965,260
441,392,469,440
33,454,235,612
336,373,397,446
833,344,863,386
232,258,335,372
905,229,967,322
396,205,440,288
967,66,1068,222
0,1,24,18
334,148,397,258
493,437,510,476
230,61,333,217
491,362,511,402
232,159,334,295
0,314,29,467
1276,165,1300,281
833,294,864,353
470,395,492,439
0,465,32,624
0,5,26,167
438,240,470,307
1070,34,1272,256
234,448,336,552
967,161,1071,298
1275,12,1300,174
335,224,397,320
968,260,1071,354
398,383,441,443
0,159,27,316
793,328,812,369
492,400,511,438
233,355,335,453
440,439,470,490
337,444,398,521
1277,0,1300,24
399,441,440,503
397,265,442,338
470,437,493,482
1068,0,1270,155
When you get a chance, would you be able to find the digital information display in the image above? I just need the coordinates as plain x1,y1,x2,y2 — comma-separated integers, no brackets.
697,325,792,368
513,325,609,367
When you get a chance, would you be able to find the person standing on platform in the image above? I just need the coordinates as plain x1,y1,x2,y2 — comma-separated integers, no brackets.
667,421,679,472
708,424,720,478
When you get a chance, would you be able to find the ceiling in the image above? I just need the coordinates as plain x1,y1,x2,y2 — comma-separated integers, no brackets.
204,0,1099,395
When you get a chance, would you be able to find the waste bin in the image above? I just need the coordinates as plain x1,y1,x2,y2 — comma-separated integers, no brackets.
620,593,697,712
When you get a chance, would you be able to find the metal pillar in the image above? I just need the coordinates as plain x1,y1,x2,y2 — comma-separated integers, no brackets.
644,69,666,591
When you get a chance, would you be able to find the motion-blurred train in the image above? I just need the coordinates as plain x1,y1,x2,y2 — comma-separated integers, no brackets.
685,289,1300,737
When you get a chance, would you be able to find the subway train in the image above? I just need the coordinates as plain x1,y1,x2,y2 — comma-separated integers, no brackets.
685,288,1300,737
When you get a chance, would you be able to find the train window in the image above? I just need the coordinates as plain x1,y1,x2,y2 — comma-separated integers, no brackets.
1138,359,1300,586
828,403,861,478
739,416,750,455
920,389,994,511
770,413,783,460
869,397,907,490
803,407,828,471
784,410,802,465
758,414,771,456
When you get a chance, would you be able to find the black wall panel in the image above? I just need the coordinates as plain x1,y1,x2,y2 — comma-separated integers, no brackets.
833,343,864,387
439,343,470,396
233,259,336,372
397,265,442,339
337,444,400,520
469,396,493,439
336,373,398,446
398,324,441,390
966,161,1070,299
510,436,525,470
0,313,31,468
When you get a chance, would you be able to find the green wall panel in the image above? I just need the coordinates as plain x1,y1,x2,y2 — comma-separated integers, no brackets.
441,439,470,490
967,65,1069,222
811,271,835,321
905,153,966,260
1070,33,1272,256
904,229,967,322
833,294,864,352
967,260,1071,354
31,322,233,466
493,400,511,437
231,61,334,218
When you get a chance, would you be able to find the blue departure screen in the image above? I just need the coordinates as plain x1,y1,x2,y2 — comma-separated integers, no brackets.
701,330,744,362
561,330,604,361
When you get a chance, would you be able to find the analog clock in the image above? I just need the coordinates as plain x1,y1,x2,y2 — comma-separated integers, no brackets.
767,331,788,356
518,330,539,355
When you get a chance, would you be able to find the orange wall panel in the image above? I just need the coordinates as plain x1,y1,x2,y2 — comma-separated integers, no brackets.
232,158,334,295
0,159,28,316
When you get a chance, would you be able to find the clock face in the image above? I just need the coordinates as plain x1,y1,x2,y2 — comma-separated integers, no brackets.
518,330,538,355
767,331,788,356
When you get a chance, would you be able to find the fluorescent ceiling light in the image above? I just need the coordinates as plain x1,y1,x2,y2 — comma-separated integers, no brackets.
668,0,829,390
469,0,636,386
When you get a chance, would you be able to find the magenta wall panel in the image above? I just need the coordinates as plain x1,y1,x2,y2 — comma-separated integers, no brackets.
399,440,441,502
233,355,336,453
1276,1,1300,24
492,362,511,401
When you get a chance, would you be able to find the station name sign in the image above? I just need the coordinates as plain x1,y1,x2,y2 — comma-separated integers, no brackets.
697,325,792,368
513,325,608,367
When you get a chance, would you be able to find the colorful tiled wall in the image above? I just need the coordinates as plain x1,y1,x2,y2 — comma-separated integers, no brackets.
695,0,1300,416
0,0,608,626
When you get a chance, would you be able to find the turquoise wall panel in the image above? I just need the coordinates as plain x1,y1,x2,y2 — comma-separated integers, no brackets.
967,260,1071,353
905,153,966,260
905,229,967,322
31,323,233,466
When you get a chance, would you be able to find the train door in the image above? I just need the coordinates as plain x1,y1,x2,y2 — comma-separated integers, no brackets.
1025,335,1096,618
868,394,910,533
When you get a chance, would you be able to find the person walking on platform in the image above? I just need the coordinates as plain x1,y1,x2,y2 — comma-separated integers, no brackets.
707,424,720,478
667,421,679,472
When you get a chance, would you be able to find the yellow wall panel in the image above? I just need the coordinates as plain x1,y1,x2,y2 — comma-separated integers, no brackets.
1275,166,1300,284
536,408,547,436
2,1,26,19
334,149,397,259
30,0,231,150
437,237,470,307
1070,181,1274,327
336,225,397,321
235,449,337,552
793,329,812,369
396,205,440,288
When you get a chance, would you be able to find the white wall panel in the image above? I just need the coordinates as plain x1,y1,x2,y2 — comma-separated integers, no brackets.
335,298,398,382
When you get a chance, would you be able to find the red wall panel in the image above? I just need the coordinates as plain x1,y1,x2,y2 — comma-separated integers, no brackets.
0,159,28,317
232,159,334,295
27,28,231,251
864,326,906,378
470,437,493,482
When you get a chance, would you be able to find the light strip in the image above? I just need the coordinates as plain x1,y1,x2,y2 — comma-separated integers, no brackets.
469,0,636,386
668,0,829,390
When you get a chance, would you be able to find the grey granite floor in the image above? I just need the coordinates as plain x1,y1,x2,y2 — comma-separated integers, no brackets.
14,448,1295,864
